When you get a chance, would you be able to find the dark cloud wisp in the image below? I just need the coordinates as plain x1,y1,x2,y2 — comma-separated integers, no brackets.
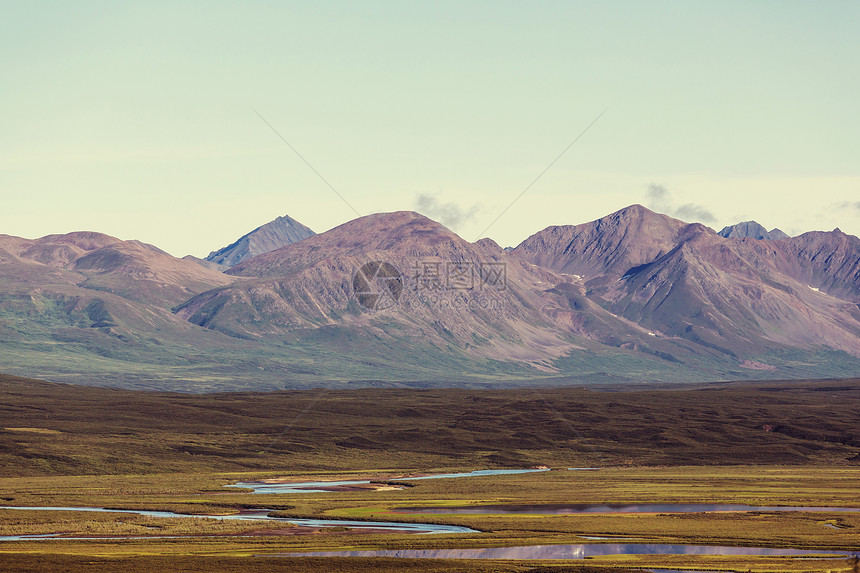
645,184,716,223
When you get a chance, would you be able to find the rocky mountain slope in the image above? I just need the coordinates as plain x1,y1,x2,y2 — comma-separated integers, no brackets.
180,212,581,367
204,214,315,268
514,206,860,361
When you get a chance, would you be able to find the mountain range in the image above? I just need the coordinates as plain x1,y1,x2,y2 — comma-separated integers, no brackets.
1,206,858,390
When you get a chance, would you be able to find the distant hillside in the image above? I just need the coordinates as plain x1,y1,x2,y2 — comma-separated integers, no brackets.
0,231,233,306
204,214,314,267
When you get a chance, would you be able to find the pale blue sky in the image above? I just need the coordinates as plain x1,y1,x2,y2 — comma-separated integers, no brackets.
2,1,858,256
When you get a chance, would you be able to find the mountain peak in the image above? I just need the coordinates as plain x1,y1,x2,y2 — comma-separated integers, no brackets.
226,211,462,277
35,231,121,251
615,203,651,215
205,213,314,267
607,204,661,221
291,211,461,248
598,205,693,233
718,221,788,240
514,205,689,279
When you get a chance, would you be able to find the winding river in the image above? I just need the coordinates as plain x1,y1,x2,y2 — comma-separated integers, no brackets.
0,506,477,538
2,505,856,562
3,468,856,561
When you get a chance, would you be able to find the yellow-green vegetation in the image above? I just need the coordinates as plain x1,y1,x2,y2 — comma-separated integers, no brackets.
1,467,858,572
1,375,859,572
0,553,647,573
0,510,277,538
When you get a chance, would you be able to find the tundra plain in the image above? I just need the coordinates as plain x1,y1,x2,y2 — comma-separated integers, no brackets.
1,375,859,572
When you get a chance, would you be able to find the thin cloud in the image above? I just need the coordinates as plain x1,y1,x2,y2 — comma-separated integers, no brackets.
414,194,481,230
645,184,715,223
645,183,671,213
675,203,717,223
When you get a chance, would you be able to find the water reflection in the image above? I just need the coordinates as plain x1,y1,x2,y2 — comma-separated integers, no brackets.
0,533,62,541
397,503,860,514
649,570,725,573
229,468,549,494
284,543,852,559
